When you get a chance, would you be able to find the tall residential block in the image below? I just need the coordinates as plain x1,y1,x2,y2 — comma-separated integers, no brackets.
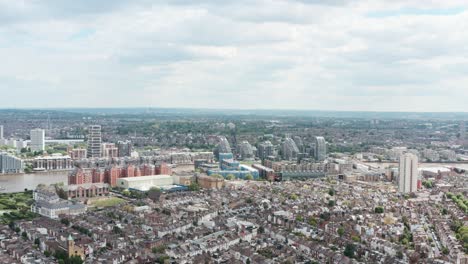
117,140,133,157
315,136,327,161
0,152,24,174
87,125,102,158
257,141,274,160
398,153,418,193
30,128,45,152
0,125,3,139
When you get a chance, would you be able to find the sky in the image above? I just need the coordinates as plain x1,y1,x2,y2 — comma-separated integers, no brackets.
0,0,468,111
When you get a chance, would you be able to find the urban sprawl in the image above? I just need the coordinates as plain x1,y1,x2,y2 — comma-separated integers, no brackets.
0,109,467,264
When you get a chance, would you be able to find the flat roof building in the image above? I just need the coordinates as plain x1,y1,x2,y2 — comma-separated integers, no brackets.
117,175,174,191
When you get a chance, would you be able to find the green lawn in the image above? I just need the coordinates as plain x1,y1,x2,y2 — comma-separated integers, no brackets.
91,197,126,208
0,191,36,224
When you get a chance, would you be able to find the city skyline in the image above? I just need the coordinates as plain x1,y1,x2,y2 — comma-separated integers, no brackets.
1,1,468,111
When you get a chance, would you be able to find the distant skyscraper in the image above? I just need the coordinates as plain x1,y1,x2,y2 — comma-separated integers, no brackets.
238,141,254,160
87,125,102,158
30,128,45,152
117,140,133,157
258,141,274,160
460,121,466,142
0,125,3,139
398,153,418,193
214,136,231,159
314,136,327,161
281,137,299,160
217,136,231,153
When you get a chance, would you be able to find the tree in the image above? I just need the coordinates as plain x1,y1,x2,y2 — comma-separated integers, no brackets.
328,200,335,207
152,245,166,254
308,217,317,226
442,247,449,255
337,227,345,237
226,174,236,180
245,174,254,180
54,184,68,200
69,255,84,264
328,188,335,196
344,243,356,258
188,183,200,191
374,207,384,214
258,226,265,234
148,187,162,201
60,218,70,226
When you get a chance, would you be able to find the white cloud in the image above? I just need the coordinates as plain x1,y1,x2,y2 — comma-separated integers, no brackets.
0,0,467,111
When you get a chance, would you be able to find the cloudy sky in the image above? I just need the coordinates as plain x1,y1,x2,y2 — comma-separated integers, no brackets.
1,0,467,111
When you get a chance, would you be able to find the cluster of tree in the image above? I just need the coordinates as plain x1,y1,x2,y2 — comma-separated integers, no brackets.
446,192,468,213
53,250,83,264
53,183,68,200
121,189,147,199
152,245,166,254
374,206,384,214
400,227,413,246
337,227,345,237
422,180,434,189
344,243,356,258
72,225,91,237
451,220,468,253
60,218,70,226
188,183,200,191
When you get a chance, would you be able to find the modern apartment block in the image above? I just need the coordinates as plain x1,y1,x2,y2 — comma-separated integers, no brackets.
398,153,419,193
314,136,327,161
117,140,133,157
87,125,102,158
30,128,45,152
0,152,24,174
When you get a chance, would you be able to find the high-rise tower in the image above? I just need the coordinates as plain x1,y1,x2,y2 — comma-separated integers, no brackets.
30,128,45,152
314,136,327,161
398,153,418,193
87,125,102,158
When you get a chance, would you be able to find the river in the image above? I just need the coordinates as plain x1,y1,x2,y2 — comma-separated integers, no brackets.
0,173,68,193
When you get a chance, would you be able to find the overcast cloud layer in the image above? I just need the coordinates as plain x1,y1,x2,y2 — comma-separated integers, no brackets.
1,0,467,111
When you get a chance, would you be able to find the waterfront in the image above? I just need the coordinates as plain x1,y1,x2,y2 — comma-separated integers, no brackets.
0,173,68,193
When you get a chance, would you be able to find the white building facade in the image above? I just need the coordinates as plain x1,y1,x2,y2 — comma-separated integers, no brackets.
30,128,45,152
399,153,418,193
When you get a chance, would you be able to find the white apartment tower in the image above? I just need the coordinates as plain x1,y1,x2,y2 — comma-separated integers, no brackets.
398,153,418,193
315,136,327,161
87,125,102,158
30,128,45,152
0,125,3,139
